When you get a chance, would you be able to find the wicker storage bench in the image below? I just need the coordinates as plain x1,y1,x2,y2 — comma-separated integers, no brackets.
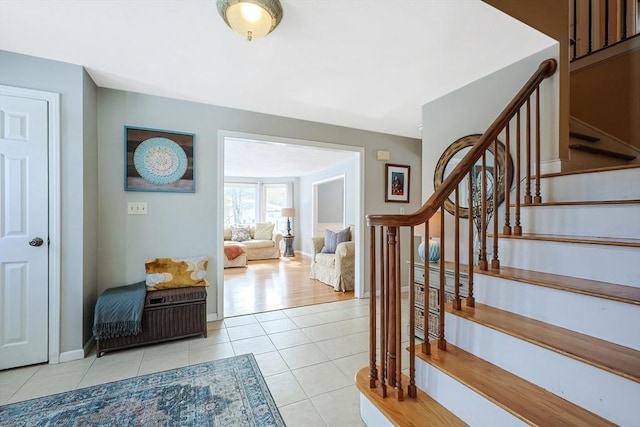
96,286,207,357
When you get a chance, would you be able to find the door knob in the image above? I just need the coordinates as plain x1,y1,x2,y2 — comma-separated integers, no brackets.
29,237,44,247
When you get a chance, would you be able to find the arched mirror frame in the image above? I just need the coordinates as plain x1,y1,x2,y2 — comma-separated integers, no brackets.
433,134,514,219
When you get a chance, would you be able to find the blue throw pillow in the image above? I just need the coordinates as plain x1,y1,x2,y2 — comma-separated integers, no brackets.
321,227,351,254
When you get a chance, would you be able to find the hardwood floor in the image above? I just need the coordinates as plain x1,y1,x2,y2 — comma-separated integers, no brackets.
223,253,353,317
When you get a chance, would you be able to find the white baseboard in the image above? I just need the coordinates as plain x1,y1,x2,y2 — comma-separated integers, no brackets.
540,159,562,174
207,313,223,322
58,349,85,363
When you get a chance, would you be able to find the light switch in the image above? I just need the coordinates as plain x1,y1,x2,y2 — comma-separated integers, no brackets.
128,202,148,215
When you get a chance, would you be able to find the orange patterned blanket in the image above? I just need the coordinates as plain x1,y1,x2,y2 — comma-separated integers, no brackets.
224,245,244,260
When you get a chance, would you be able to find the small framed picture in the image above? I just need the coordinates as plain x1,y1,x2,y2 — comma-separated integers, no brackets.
385,163,410,203
124,126,195,193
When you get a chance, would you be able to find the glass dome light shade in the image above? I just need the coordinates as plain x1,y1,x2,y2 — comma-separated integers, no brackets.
217,0,283,41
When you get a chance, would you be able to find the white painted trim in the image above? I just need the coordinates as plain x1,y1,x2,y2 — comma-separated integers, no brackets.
0,85,61,365
216,130,365,315
58,349,84,363
207,313,223,322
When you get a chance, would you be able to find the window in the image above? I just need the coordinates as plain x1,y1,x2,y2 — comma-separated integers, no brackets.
224,183,257,226
224,181,292,229
263,183,288,232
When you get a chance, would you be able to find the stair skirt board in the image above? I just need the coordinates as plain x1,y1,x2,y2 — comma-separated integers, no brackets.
535,168,640,202
518,204,640,239
444,312,638,426
414,359,529,427
474,275,640,350
498,238,640,287
359,395,395,427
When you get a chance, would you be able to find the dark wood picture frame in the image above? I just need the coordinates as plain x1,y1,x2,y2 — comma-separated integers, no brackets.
385,163,410,203
124,126,195,193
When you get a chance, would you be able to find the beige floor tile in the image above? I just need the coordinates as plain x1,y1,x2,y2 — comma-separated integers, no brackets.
279,399,327,427
311,385,365,427
0,381,22,405
260,318,298,334
227,323,265,341
189,328,230,349
142,340,189,358
137,350,190,376
77,363,140,388
292,361,352,398
269,330,311,350
31,357,95,380
255,310,287,322
315,336,367,360
283,305,318,318
345,331,370,349
8,371,85,403
189,342,235,365
264,371,307,407
279,343,329,370
334,317,370,335
224,314,258,327
334,351,369,379
0,365,40,387
301,323,346,342
231,335,276,355
90,347,145,370
290,312,331,328
254,351,289,377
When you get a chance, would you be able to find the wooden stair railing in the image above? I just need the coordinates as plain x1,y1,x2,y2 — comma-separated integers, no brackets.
365,58,558,401
571,0,639,61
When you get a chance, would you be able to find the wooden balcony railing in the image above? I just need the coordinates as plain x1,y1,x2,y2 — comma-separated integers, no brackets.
366,58,557,401
571,0,639,60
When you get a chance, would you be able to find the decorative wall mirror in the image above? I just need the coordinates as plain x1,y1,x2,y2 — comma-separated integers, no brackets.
433,134,514,219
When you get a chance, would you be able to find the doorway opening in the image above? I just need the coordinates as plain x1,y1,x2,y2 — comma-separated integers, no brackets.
216,131,364,319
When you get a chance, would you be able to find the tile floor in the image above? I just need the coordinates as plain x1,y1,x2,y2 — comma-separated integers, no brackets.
0,297,413,426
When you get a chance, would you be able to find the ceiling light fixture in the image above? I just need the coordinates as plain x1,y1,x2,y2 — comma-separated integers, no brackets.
216,0,283,41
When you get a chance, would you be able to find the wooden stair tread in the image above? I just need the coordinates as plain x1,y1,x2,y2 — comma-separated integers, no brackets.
477,265,640,305
416,342,616,426
570,131,600,142
355,367,467,426
539,163,640,179
569,143,636,161
496,233,640,248
448,302,640,382
514,199,640,207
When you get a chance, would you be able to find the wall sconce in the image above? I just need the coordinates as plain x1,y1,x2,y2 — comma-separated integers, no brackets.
414,211,441,263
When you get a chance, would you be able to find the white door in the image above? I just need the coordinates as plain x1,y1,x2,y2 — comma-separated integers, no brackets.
0,94,49,369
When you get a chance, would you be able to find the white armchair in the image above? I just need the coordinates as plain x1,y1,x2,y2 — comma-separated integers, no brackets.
309,226,355,292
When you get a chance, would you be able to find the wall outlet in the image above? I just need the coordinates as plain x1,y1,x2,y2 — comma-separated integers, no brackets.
127,202,148,215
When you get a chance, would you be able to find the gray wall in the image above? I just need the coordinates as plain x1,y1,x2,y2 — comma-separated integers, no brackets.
421,45,559,264
98,88,421,314
0,50,96,355
317,178,345,223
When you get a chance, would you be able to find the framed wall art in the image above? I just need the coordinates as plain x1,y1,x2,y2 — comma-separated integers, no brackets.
124,126,195,193
385,163,410,203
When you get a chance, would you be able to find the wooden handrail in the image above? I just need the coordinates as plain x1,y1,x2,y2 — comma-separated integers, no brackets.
367,59,556,228
366,58,558,403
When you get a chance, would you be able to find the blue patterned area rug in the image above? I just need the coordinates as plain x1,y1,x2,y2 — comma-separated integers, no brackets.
0,353,285,426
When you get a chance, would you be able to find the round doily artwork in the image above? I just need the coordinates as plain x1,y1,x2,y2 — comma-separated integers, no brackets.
133,137,188,185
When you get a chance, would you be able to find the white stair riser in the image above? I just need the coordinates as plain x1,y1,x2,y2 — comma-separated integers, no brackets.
414,359,527,427
517,204,640,239
474,275,640,350
359,395,394,427
446,313,639,426
498,238,640,287
533,168,640,202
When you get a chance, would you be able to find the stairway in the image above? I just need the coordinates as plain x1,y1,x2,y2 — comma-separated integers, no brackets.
359,165,640,426
565,117,639,172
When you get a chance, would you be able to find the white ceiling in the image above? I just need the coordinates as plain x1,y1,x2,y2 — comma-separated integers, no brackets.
0,0,555,140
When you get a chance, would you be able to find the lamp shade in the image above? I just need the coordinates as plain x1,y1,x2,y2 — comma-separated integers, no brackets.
413,211,441,238
281,207,295,217
217,0,283,41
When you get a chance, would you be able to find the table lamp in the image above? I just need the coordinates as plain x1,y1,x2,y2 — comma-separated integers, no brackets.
415,211,441,263
281,207,295,236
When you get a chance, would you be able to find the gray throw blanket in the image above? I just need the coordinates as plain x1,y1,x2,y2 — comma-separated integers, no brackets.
92,281,146,340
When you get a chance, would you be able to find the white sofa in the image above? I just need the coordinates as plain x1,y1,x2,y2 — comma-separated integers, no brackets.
223,223,283,262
